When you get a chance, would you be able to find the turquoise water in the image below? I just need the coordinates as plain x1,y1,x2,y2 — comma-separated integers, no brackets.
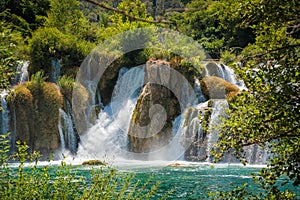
10,162,300,199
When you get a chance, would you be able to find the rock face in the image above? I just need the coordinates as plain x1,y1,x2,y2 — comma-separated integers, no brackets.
128,83,180,153
200,76,239,100
8,82,63,157
181,105,211,161
128,59,200,153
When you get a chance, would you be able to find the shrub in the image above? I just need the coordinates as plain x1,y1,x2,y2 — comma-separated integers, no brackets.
0,134,160,199
29,27,93,78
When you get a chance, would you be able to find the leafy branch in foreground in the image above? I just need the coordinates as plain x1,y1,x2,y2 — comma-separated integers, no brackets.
0,134,161,200
208,0,300,199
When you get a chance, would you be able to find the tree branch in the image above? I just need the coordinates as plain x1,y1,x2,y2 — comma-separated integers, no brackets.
241,126,299,147
163,4,208,13
84,0,169,24
242,44,300,60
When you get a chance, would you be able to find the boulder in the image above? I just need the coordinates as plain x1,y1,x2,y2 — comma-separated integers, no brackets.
200,76,239,100
82,160,106,166
8,82,63,157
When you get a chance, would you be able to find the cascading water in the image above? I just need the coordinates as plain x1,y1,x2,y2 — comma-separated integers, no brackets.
58,99,77,154
58,109,66,151
205,99,228,162
50,59,61,82
77,66,145,160
73,61,266,164
12,61,29,85
171,62,267,164
0,91,10,135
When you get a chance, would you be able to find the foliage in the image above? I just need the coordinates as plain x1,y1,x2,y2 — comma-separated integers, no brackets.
29,27,93,77
0,0,50,37
176,0,255,58
97,0,154,41
46,0,96,42
0,134,160,199
211,0,300,198
0,21,22,91
58,75,75,101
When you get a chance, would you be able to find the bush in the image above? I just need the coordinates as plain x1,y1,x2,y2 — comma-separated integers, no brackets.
0,134,160,199
58,75,74,101
29,27,93,79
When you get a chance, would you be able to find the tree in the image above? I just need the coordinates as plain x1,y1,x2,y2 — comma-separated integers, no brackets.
212,0,300,198
0,21,22,91
176,0,255,58
0,0,50,37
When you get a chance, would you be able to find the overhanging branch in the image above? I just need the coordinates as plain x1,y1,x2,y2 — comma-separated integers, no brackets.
241,127,299,147
84,0,169,24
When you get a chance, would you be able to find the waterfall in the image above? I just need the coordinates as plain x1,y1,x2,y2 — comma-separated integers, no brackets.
58,109,66,151
194,78,206,103
206,99,228,162
50,59,61,82
0,91,10,135
77,66,145,160
12,61,29,85
58,100,77,154
244,144,268,164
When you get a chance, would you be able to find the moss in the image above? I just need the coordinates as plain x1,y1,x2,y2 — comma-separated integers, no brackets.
170,56,202,85
8,85,34,150
72,82,89,135
8,81,64,157
200,76,239,100
58,75,74,102
82,160,106,166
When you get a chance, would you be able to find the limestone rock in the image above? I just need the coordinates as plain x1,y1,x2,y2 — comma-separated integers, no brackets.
200,76,239,100
82,160,106,166
8,82,63,157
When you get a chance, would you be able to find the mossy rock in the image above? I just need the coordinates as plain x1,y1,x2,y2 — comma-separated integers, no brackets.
82,160,106,166
8,81,63,157
200,76,239,100
8,85,34,148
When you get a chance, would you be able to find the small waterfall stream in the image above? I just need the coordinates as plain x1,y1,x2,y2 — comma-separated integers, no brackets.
58,99,78,154
0,91,10,135
206,99,228,162
50,59,61,82
12,61,29,85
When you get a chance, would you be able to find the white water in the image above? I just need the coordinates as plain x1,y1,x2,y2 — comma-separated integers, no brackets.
58,99,77,154
50,59,61,82
12,61,29,85
204,62,246,90
76,66,145,161
206,99,228,161
0,91,10,134
170,62,266,164
58,109,66,151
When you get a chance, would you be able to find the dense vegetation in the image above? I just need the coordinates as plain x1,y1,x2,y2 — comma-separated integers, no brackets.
0,0,299,199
